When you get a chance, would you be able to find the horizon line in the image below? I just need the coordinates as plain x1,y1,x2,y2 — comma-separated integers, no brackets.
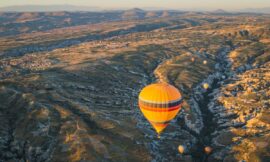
1,4,270,11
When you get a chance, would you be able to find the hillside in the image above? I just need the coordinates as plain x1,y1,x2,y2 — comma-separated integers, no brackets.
0,11,269,162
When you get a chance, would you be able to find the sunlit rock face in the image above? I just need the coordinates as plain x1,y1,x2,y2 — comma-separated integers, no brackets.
208,62,270,162
0,11,269,161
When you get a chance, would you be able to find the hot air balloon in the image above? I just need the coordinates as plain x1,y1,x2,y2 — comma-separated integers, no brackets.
204,146,212,155
203,83,209,90
138,83,183,138
203,60,207,65
191,57,195,62
178,145,185,154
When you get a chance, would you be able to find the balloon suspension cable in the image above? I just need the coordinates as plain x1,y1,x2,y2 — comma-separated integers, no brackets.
157,134,161,139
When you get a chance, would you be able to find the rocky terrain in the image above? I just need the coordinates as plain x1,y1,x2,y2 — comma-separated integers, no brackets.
0,10,269,162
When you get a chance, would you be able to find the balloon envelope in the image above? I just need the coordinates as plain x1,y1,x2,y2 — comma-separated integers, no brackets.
203,83,209,90
178,145,185,154
203,60,207,65
138,83,183,135
204,146,212,154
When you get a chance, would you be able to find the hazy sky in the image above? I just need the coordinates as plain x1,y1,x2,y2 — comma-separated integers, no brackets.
1,0,270,10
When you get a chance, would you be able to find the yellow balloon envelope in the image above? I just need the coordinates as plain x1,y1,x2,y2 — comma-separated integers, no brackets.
138,83,183,136
203,83,209,90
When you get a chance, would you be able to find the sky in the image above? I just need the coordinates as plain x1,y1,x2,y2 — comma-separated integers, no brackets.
0,0,270,10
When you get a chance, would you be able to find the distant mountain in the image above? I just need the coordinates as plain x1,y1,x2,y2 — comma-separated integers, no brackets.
0,5,101,12
161,11,170,17
239,7,270,13
122,8,145,19
128,8,145,13
145,11,157,18
212,9,228,13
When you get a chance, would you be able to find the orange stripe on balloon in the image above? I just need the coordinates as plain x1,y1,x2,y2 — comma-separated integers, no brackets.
151,122,168,127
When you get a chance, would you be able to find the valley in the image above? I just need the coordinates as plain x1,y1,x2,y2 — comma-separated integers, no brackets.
0,9,269,162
